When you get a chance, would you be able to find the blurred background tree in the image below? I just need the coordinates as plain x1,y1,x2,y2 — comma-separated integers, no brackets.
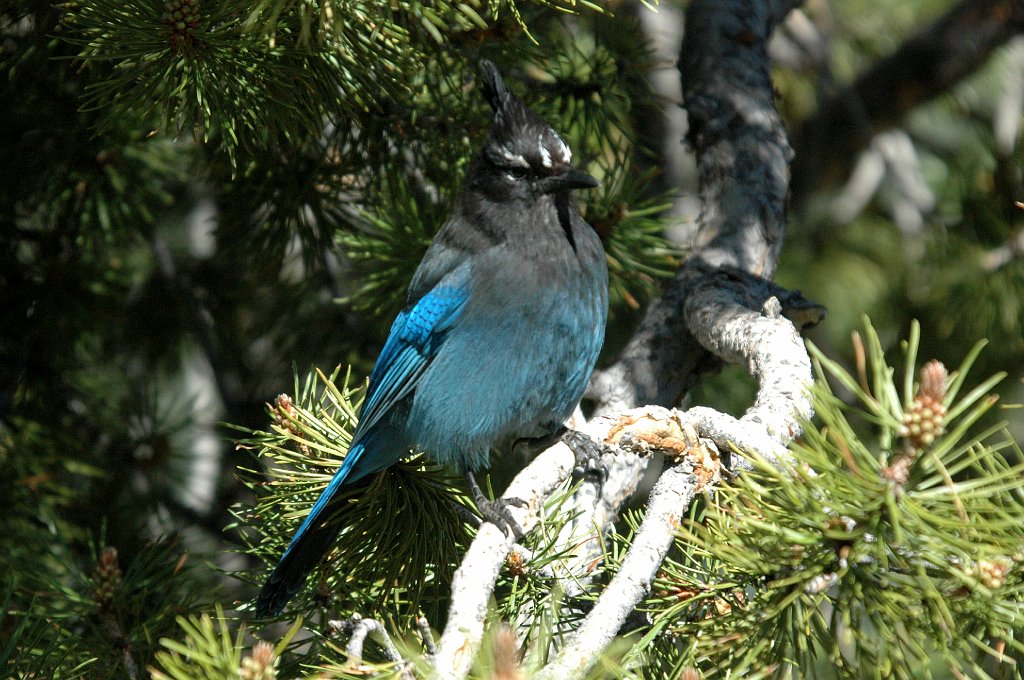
2,0,1022,677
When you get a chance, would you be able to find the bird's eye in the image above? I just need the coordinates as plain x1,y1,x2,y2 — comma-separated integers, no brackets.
507,167,530,181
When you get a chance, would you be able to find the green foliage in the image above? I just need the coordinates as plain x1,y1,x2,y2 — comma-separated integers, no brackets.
632,319,1024,678
150,605,301,680
336,163,461,319
2,537,205,680
490,481,587,649
0,583,97,679
780,29,1024,387
2,18,189,242
588,164,680,312
61,0,415,169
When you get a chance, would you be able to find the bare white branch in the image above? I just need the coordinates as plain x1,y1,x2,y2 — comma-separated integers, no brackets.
549,413,652,601
685,288,814,451
345,618,401,662
536,463,703,680
432,442,576,680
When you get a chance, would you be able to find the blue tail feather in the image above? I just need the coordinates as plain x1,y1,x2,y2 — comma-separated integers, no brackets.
254,441,366,617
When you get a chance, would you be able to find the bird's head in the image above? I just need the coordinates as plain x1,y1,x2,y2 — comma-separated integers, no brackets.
470,60,598,202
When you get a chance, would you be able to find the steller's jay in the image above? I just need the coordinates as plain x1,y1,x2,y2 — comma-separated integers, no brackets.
255,60,609,617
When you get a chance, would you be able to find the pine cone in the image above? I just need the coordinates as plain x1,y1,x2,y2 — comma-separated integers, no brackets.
506,549,527,577
164,0,201,50
976,557,1012,590
240,641,277,680
900,360,948,449
93,546,122,607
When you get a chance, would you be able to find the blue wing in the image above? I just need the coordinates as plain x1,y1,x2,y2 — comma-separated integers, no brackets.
354,264,471,441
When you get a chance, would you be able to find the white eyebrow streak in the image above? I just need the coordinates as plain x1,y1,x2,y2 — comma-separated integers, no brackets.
556,136,571,163
538,133,553,168
497,145,529,168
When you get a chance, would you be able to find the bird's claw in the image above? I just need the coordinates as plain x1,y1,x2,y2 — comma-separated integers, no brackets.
477,496,527,540
562,429,609,488
465,471,526,539
573,456,608,487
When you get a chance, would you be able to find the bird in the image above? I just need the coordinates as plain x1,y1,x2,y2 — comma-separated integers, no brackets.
255,60,609,617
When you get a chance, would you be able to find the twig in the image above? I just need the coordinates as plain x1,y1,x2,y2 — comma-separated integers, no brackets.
333,616,414,680
346,618,403,663
416,616,438,656
546,412,652,602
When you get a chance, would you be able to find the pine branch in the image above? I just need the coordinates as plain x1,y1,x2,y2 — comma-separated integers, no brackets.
658,319,1024,675
150,605,300,679
231,369,471,622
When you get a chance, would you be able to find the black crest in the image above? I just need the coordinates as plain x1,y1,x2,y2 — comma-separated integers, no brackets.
479,60,511,113
474,59,581,185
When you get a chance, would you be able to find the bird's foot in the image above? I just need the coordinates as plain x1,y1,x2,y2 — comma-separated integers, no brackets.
562,429,608,489
465,471,526,539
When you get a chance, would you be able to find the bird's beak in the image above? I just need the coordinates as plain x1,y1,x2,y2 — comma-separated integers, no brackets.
541,167,600,194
